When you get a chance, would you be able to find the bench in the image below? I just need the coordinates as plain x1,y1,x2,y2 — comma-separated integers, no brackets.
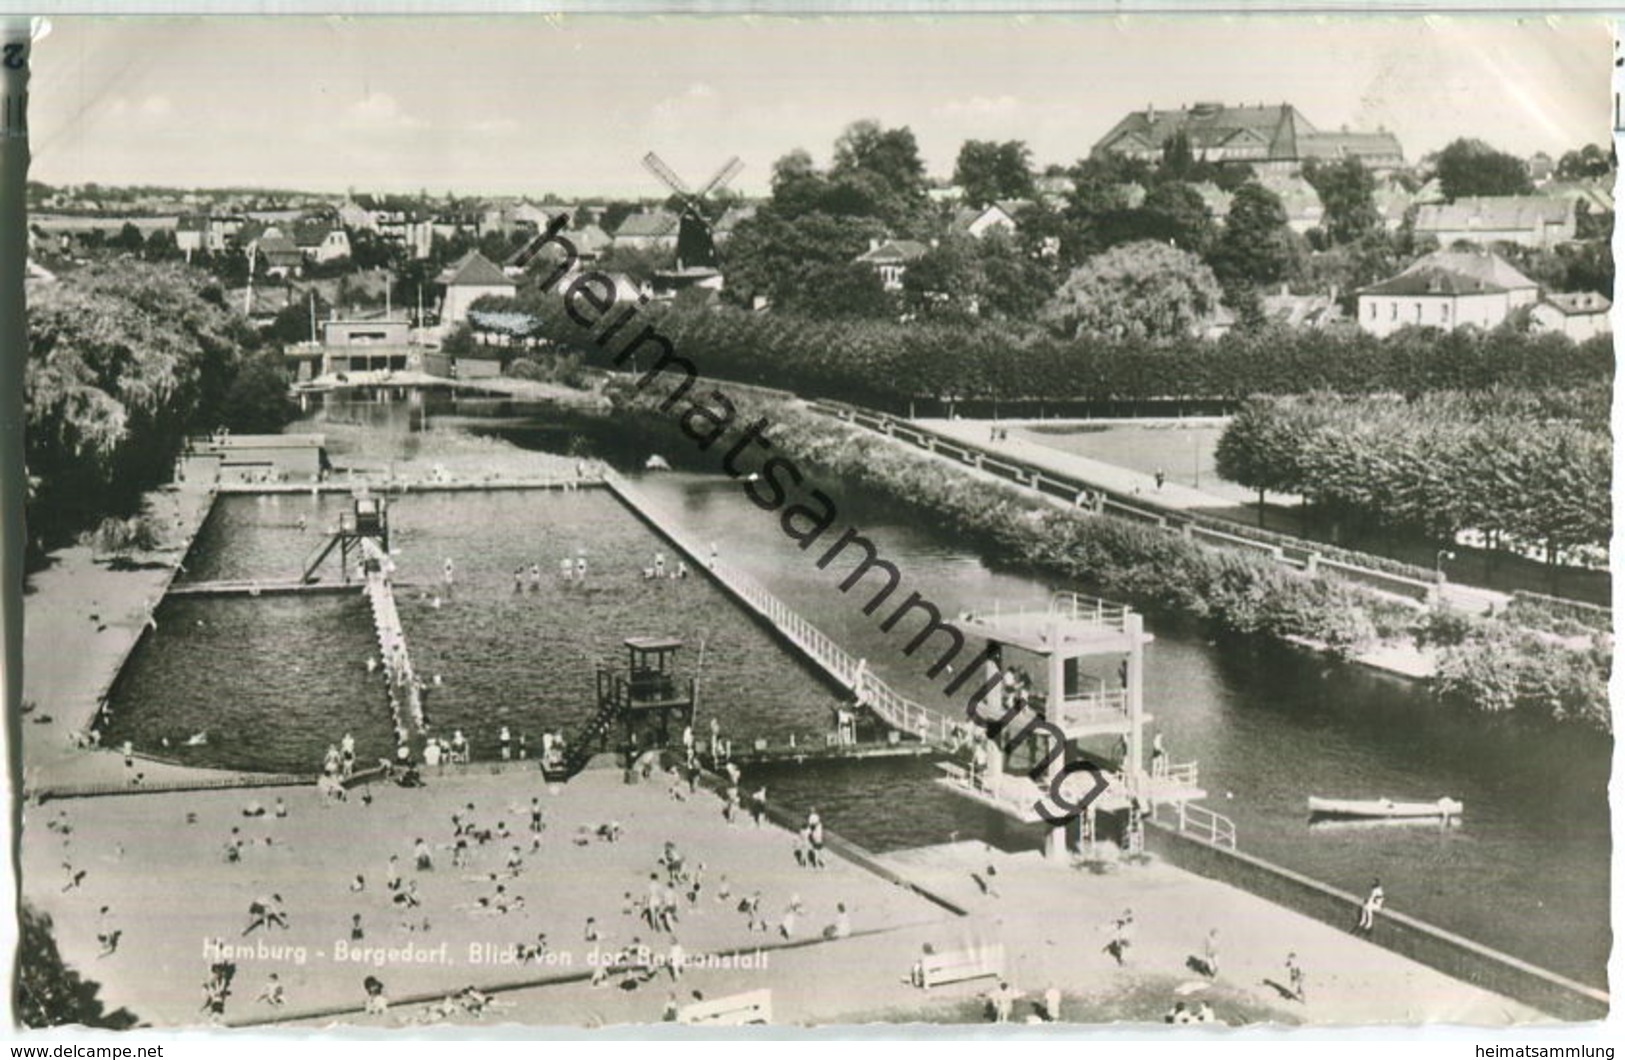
918,944,1005,989
678,988,772,1025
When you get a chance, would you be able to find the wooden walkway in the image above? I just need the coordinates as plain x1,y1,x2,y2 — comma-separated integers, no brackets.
361,540,426,742
600,471,962,748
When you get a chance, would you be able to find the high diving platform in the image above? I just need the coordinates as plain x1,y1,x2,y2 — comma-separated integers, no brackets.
934,592,1224,854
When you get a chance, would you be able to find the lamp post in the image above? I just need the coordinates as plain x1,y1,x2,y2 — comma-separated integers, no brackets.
1435,548,1456,582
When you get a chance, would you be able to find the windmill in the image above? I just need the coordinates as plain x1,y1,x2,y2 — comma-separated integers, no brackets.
640,151,743,296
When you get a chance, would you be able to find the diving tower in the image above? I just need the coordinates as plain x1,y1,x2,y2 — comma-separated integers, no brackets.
938,592,1220,856
299,493,390,584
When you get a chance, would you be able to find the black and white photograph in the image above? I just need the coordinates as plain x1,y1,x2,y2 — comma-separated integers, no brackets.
3,10,1616,1037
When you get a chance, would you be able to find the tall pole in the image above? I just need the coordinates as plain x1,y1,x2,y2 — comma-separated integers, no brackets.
308,288,317,345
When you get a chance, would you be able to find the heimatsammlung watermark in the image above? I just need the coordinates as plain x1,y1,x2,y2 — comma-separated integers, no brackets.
508,217,1110,825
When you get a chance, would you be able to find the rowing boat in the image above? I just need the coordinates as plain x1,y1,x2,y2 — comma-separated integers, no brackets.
1307,796,1463,819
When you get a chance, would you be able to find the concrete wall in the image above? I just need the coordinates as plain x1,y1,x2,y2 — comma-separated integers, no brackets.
1144,822,1608,1021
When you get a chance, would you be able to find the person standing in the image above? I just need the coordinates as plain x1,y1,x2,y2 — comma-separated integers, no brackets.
1358,878,1385,933
499,726,512,761
1150,732,1167,778
1285,951,1306,1002
1202,927,1221,977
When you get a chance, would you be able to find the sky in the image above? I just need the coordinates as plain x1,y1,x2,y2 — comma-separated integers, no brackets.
27,15,1614,198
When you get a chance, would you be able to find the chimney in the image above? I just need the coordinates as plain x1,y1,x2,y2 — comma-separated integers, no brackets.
868,238,880,253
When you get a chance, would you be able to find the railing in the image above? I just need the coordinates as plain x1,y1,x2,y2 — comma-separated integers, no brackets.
1049,591,1130,631
808,399,1550,614
1164,800,1237,849
602,471,958,748
1162,760,1200,788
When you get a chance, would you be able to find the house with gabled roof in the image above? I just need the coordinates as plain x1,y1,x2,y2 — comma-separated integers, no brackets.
257,235,305,278
1355,248,1539,338
1414,196,1577,249
1530,290,1611,342
949,200,1030,239
854,238,930,291
292,218,352,263
435,250,517,324
613,210,680,250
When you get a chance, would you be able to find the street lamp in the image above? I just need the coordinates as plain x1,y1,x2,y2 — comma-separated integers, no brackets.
1435,549,1456,581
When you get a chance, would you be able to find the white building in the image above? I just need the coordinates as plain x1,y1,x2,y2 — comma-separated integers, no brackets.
436,251,517,324
1530,291,1612,342
1356,249,1539,338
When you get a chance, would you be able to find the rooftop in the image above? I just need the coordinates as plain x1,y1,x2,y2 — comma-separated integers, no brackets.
436,250,515,288
1415,195,1574,232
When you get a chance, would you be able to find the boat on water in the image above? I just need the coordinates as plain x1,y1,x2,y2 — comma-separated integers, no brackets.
1307,796,1463,820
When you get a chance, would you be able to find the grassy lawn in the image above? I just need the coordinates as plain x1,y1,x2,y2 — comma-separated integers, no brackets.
1017,421,1259,506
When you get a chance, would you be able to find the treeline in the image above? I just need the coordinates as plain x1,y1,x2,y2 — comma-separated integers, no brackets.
596,381,1611,734
519,294,1612,411
1215,391,1611,560
25,261,296,554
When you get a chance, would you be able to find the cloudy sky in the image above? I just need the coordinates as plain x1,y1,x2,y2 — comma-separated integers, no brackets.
28,15,1612,197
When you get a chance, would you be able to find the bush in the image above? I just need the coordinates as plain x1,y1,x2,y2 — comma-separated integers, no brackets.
83,513,167,556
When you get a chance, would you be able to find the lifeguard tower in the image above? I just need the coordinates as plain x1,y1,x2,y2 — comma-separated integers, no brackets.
940,593,1213,858
299,492,391,583
548,637,698,781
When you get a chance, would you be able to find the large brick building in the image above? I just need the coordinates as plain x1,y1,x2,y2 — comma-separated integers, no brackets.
1092,102,1402,174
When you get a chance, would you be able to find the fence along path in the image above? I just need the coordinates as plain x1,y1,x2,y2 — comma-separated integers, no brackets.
808,400,1452,605
600,471,959,747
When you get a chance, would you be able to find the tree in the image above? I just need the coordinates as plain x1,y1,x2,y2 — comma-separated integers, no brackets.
1302,156,1380,246
14,905,138,1029
1555,143,1614,181
1434,138,1534,200
722,207,887,313
143,228,181,262
114,222,145,253
1210,182,1296,295
1138,181,1216,253
219,353,296,433
830,120,930,231
953,140,1036,207
1042,241,1222,341
795,261,893,319
901,236,982,318
1160,131,1197,180
267,294,325,346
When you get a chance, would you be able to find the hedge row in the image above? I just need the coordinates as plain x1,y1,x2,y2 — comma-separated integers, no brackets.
1215,391,1611,556
526,293,1613,409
